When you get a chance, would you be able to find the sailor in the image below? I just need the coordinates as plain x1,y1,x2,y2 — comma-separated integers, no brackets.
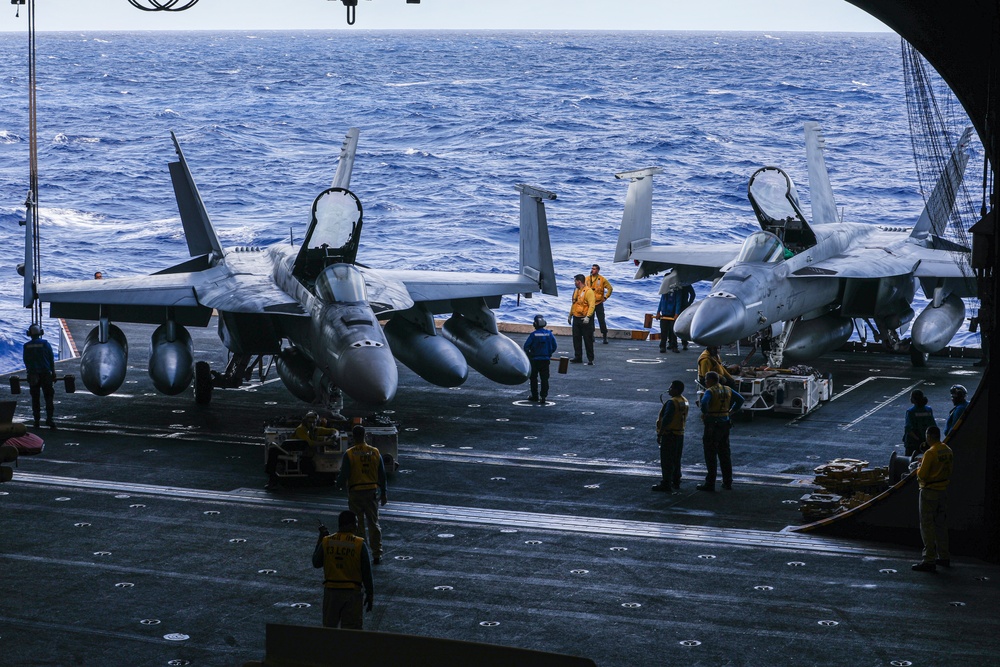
902,389,936,456
312,510,374,628
338,425,388,564
911,426,953,572
944,384,969,438
567,274,596,365
294,411,337,448
22,324,56,429
585,264,613,344
523,315,557,403
652,380,688,493
656,287,684,353
697,345,736,388
697,371,745,492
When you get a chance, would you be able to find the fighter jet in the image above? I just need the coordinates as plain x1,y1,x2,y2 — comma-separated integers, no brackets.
28,128,558,407
614,122,976,367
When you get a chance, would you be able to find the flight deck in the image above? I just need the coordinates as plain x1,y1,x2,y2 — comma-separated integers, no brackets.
1,320,995,666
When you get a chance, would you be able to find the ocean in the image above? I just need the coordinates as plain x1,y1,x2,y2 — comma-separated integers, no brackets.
0,30,983,373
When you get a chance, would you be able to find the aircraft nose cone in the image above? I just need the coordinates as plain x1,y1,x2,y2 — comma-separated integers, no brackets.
337,346,398,405
690,295,748,346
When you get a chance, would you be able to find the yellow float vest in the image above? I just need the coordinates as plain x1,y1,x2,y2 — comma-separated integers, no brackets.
658,396,689,434
571,287,595,317
706,385,733,419
321,532,365,589
346,443,381,491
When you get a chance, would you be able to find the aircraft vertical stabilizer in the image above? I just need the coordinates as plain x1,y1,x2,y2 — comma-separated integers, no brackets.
331,128,360,191
613,167,663,262
909,126,974,240
168,132,224,259
515,184,558,297
803,122,839,224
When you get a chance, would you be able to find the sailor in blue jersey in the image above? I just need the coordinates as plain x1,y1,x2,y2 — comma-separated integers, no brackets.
697,371,744,492
903,389,936,456
523,315,558,403
944,384,968,438
22,324,56,429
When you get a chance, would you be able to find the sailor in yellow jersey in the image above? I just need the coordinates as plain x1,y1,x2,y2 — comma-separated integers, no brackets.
585,263,613,344
697,371,745,492
567,273,597,365
313,510,374,628
652,380,688,493
912,425,954,572
338,425,388,563
697,345,736,388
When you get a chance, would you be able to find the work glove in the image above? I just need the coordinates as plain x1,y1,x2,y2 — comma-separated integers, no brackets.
582,317,590,324
380,494,387,507
567,315,573,325
365,593,373,612
317,523,329,538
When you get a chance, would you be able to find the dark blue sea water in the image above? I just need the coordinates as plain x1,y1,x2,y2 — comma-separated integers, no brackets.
0,30,983,373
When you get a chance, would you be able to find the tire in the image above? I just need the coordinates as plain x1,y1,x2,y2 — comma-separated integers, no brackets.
909,347,928,367
383,453,396,472
194,361,213,405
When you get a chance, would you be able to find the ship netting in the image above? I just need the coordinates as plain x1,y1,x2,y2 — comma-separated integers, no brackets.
901,39,981,279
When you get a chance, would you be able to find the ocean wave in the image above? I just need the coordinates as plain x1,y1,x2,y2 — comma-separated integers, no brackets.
0,30,980,373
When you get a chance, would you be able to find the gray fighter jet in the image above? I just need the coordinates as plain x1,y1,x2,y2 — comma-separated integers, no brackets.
614,122,976,367
30,129,558,407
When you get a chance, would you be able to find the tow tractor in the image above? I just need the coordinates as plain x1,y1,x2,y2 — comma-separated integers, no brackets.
263,414,399,484
732,365,832,416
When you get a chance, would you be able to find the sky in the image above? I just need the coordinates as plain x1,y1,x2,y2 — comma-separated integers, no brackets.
0,0,891,32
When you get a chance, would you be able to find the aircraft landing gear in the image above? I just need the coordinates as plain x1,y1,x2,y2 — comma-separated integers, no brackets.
194,361,213,405
909,344,929,367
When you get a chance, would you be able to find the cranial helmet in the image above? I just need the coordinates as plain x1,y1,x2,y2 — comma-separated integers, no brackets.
27,323,43,338
950,384,968,399
533,315,547,329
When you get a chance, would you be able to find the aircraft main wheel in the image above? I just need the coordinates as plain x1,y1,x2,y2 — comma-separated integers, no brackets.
194,361,213,405
909,347,928,367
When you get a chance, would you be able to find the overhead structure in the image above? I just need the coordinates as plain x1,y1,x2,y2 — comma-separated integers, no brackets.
126,0,200,10
811,0,999,562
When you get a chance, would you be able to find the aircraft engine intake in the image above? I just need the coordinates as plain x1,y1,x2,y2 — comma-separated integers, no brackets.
384,316,468,387
911,293,965,353
783,313,854,363
275,347,319,403
441,314,530,385
80,324,129,396
148,322,194,395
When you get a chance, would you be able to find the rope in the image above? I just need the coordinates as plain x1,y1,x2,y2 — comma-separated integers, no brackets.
26,0,41,327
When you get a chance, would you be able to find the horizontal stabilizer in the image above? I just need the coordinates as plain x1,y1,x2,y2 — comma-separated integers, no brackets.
169,132,224,260
614,167,663,262
909,126,974,240
332,128,360,191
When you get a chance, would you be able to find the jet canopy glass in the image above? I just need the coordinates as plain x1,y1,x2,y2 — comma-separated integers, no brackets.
747,166,816,252
315,263,368,304
293,187,364,286
736,231,787,263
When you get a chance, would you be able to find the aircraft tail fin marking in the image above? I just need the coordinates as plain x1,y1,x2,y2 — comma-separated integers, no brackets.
909,126,974,240
803,122,839,224
331,128,360,191
169,132,224,260
515,184,558,297
614,167,663,262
